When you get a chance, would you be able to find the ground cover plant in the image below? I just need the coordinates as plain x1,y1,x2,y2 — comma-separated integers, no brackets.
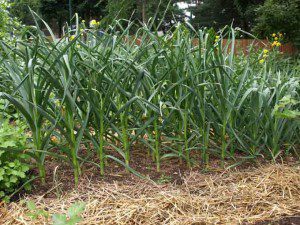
0,118,32,202
0,12,299,193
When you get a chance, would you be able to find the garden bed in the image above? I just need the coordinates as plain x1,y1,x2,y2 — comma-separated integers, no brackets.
1,158,300,224
1,18,300,225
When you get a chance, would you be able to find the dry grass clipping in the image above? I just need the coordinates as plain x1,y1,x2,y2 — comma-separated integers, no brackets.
1,163,300,224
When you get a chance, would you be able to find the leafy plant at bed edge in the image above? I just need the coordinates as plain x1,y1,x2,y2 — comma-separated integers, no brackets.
26,201,86,225
52,202,86,225
0,119,32,202
26,200,50,220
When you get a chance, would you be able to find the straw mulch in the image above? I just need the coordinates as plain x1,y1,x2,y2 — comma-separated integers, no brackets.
1,163,300,225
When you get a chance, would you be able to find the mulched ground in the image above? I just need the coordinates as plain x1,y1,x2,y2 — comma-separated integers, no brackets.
1,147,300,224
27,144,275,197
255,216,300,225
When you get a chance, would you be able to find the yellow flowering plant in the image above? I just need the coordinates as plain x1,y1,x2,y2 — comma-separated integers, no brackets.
69,35,76,41
258,49,270,64
214,35,220,43
270,32,283,49
89,19,100,28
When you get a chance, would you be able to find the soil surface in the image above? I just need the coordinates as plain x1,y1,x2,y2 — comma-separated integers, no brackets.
27,144,274,198
255,216,300,225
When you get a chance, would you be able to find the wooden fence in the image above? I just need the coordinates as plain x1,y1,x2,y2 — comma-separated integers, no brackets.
134,37,298,55
51,34,298,55
218,39,298,55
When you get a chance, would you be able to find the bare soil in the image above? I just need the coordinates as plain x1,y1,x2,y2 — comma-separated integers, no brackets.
255,216,300,225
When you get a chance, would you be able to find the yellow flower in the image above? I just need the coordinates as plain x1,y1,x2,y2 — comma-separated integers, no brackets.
263,49,269,54
279,33,283,37
82,20,85,23
259,59,265,64
69,35,75,41
272,33,276,37
276,42,281,47
55,99,61,107
274,37,278,41
90,19,98,27
263,54,268,58
271,41,277,47
80,29,85,36
76,44,81,49
214,35,220,43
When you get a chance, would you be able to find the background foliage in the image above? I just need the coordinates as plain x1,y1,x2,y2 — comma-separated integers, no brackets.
6,0,300,45
253,0,300,43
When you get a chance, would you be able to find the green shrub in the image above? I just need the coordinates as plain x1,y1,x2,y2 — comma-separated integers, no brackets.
253,0,300,44
0,1,11,40
0,119,31,201
0,0,21,41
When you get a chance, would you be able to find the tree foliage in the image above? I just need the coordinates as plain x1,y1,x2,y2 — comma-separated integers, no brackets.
105,0,184,30
10,0,40,25
190,0,264,32
74,0,107,21
6,0,300,47
0,1,11,39
0,0,21,41
253,0,300,41
39,0,70,37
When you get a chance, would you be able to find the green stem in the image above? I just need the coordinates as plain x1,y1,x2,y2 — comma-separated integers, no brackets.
33,128,46,184
70,140,80,186
221,121,227,167
154,119,160,172
99,105,105,176
121,112,129,170
202,123,210,169
37,162,46,184
183,107,190,168
66,108,81,186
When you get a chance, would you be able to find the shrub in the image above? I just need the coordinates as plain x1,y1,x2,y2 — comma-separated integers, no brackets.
0,119,31,201
253,0,300,45
0,0,21,41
